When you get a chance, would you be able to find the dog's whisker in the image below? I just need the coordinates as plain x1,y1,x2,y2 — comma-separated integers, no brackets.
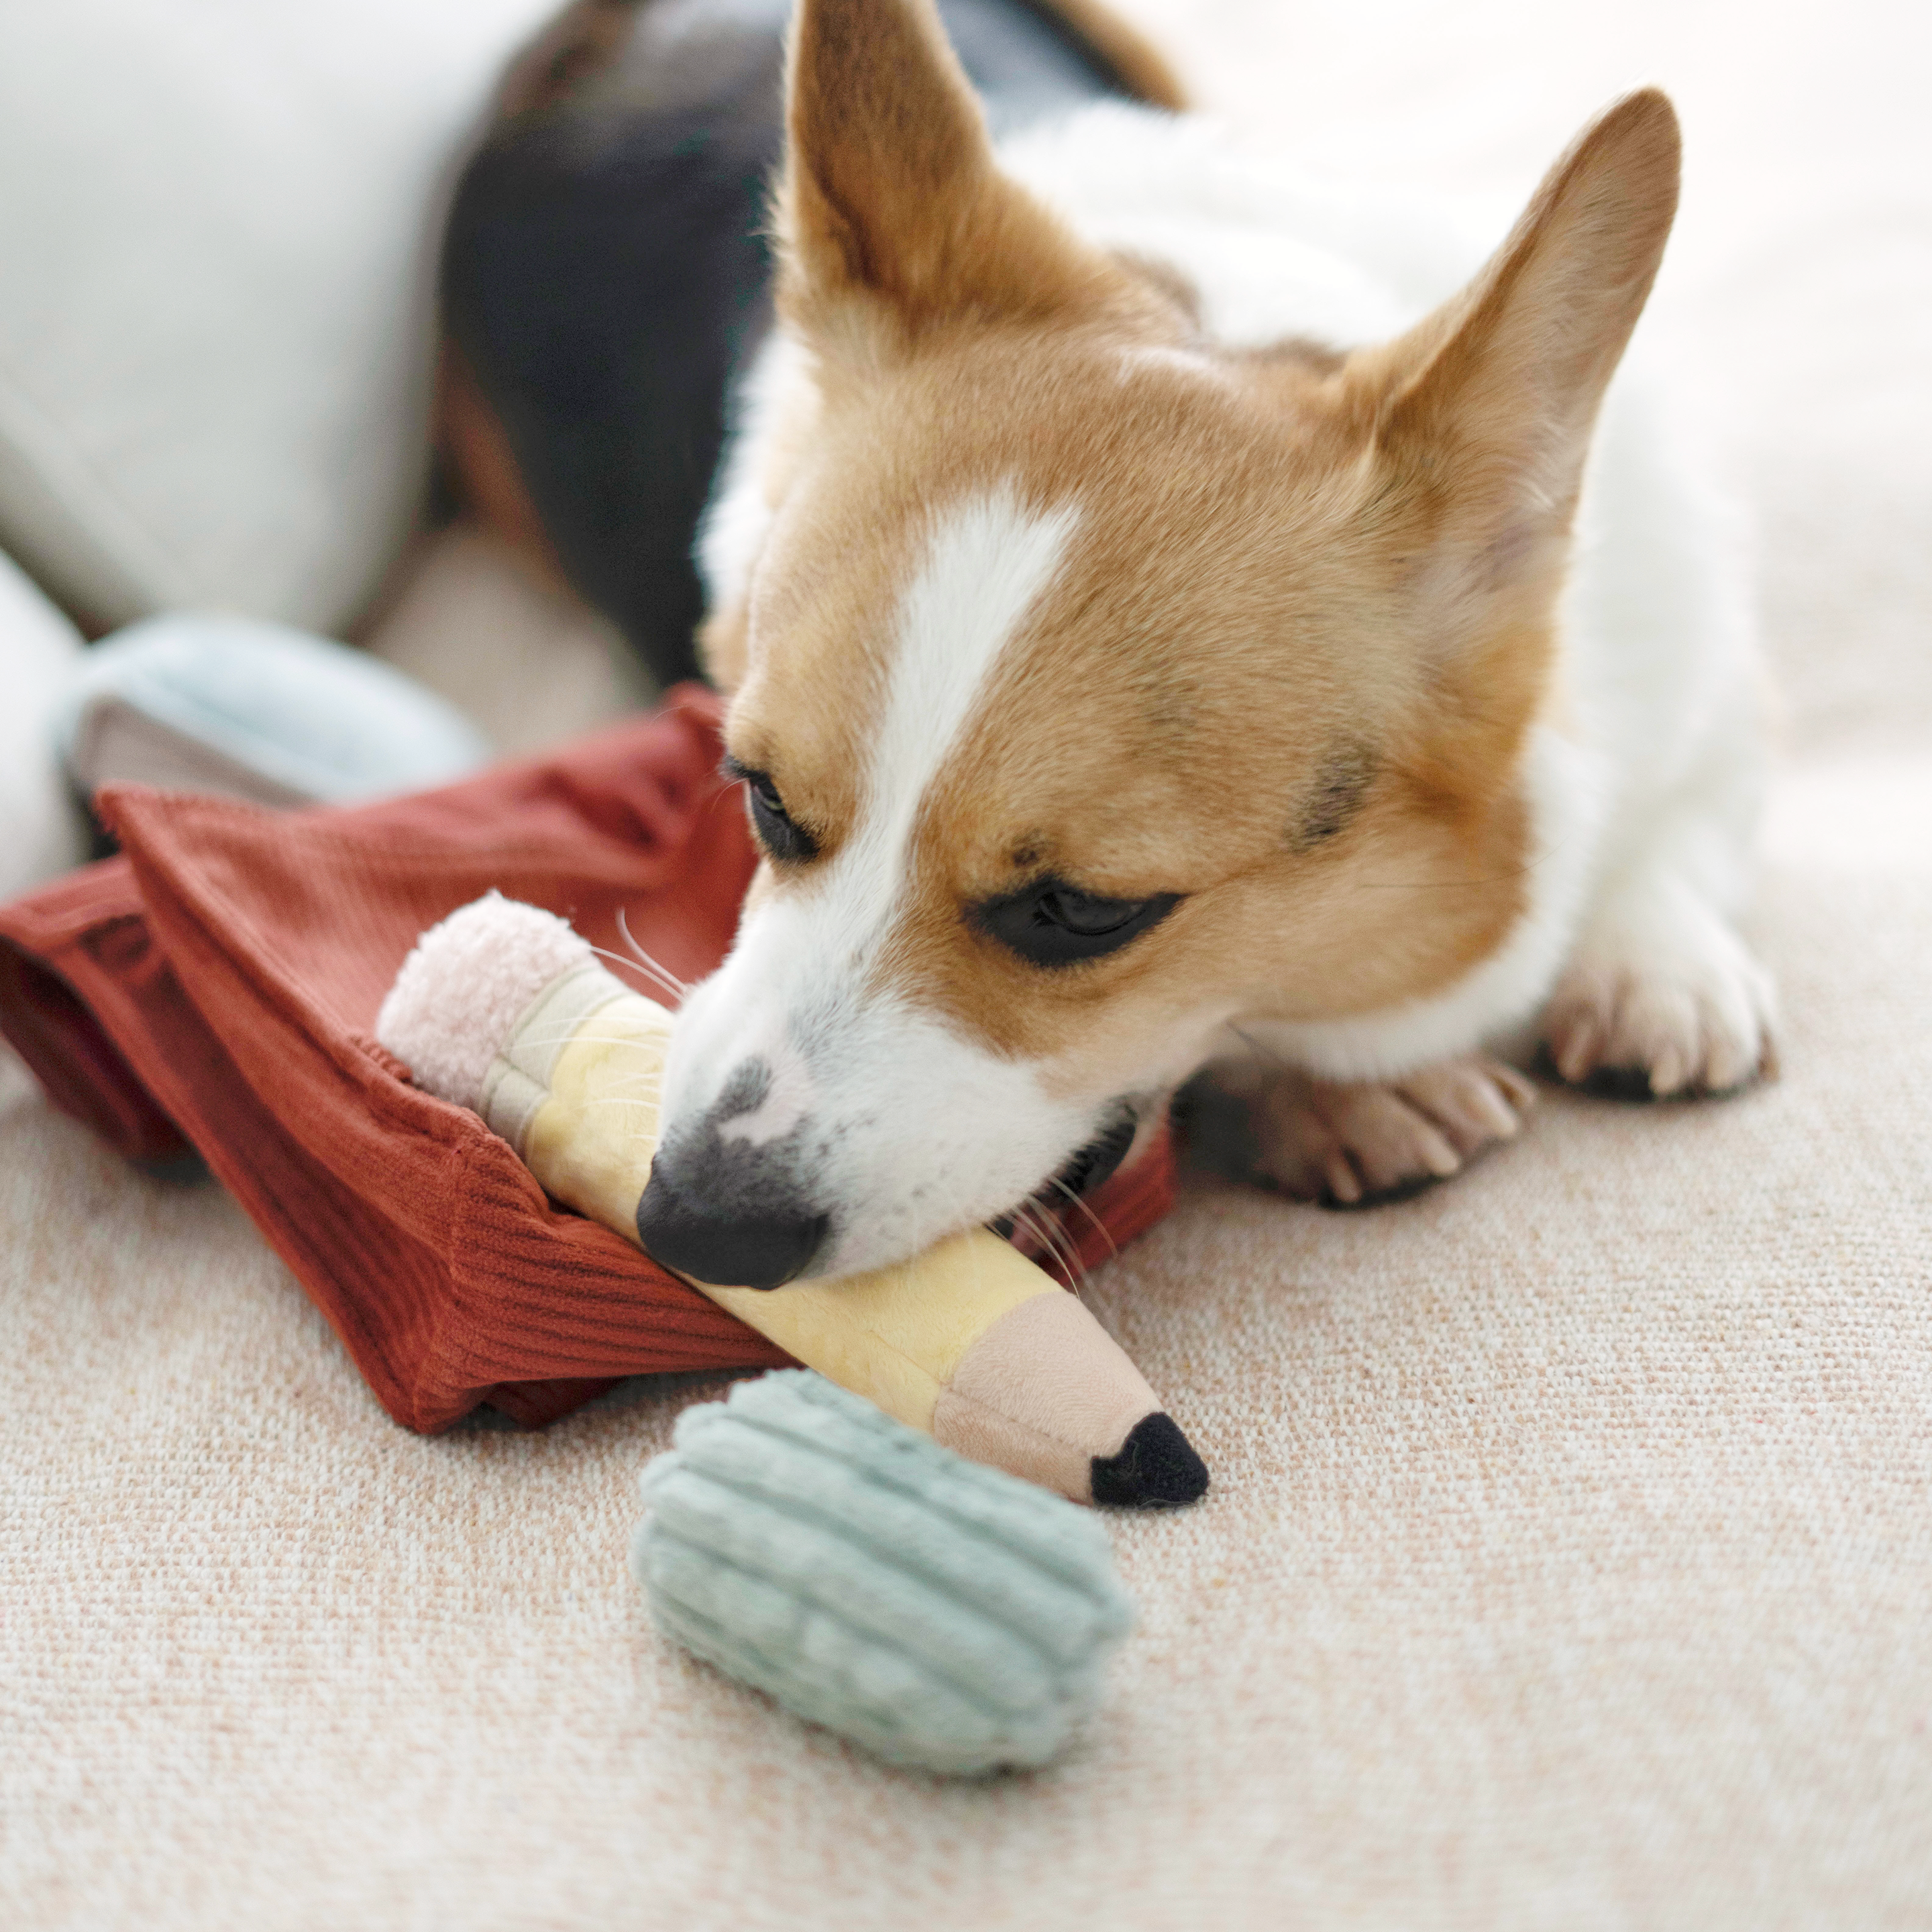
1223,1021,1289,1073
615,908,691,997
506,1030,667,1050
1013,1197,1089,1295
1007,1200,1060,1273
1048,1175,1118,1265
584,940,687,1004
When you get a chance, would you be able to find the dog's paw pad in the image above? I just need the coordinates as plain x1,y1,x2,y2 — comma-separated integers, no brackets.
1543,928,1776,1099
1251,1055,1536,1207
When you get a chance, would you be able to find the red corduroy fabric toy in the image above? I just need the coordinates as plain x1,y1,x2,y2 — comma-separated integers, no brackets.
0,686,1176,1431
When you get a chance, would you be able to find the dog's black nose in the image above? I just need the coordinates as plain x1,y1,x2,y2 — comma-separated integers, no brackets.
635,1169,828,1289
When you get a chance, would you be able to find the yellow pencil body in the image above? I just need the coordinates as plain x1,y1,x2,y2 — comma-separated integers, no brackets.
468,958,1190,1504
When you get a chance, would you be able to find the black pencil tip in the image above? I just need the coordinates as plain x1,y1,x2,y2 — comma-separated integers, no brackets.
1089,1412,1210,1509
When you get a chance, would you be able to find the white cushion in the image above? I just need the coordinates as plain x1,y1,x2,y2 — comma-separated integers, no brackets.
0,551,87,899
0,0,559,636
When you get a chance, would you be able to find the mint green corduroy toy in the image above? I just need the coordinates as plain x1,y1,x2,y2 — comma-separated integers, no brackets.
631,1371,1136,1776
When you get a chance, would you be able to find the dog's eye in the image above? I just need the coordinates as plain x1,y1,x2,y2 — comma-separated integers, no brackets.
972,878,1182,968
724,757,818,863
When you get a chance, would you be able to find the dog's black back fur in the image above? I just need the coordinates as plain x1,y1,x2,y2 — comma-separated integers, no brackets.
441,0,1142,688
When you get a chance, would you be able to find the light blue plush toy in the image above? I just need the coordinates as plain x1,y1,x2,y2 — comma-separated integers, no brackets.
633,1371,1136,1776
53,612,489,810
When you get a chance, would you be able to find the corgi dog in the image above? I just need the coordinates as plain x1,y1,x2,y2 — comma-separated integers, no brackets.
607,0,1775,1289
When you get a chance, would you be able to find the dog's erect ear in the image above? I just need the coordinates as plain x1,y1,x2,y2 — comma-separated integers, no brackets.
777,0,1130,348
1358,89,1681,627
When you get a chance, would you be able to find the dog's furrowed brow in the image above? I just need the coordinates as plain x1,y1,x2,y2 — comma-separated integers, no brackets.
1290,742,1377,849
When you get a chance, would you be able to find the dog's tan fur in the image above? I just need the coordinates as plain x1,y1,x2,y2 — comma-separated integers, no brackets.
653,0,1768,1271
710,0,1675,1081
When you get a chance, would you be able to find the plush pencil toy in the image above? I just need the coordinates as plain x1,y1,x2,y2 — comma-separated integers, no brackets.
376,894,1208,1509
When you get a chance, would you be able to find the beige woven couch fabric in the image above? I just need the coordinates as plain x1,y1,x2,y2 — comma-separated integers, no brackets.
4,0,1928,1925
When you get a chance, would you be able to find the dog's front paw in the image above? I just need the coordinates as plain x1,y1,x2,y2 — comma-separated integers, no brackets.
1543,910,1776,1099
1250,1055,1538,1208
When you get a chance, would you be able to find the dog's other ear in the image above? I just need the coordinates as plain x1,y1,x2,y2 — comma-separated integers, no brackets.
777,0,1130,352
1357,89,1681,635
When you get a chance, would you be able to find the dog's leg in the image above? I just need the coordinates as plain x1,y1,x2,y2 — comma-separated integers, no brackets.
1533,360,1776,1101
1199,1055,1539,1207
1542,846,1776,1099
